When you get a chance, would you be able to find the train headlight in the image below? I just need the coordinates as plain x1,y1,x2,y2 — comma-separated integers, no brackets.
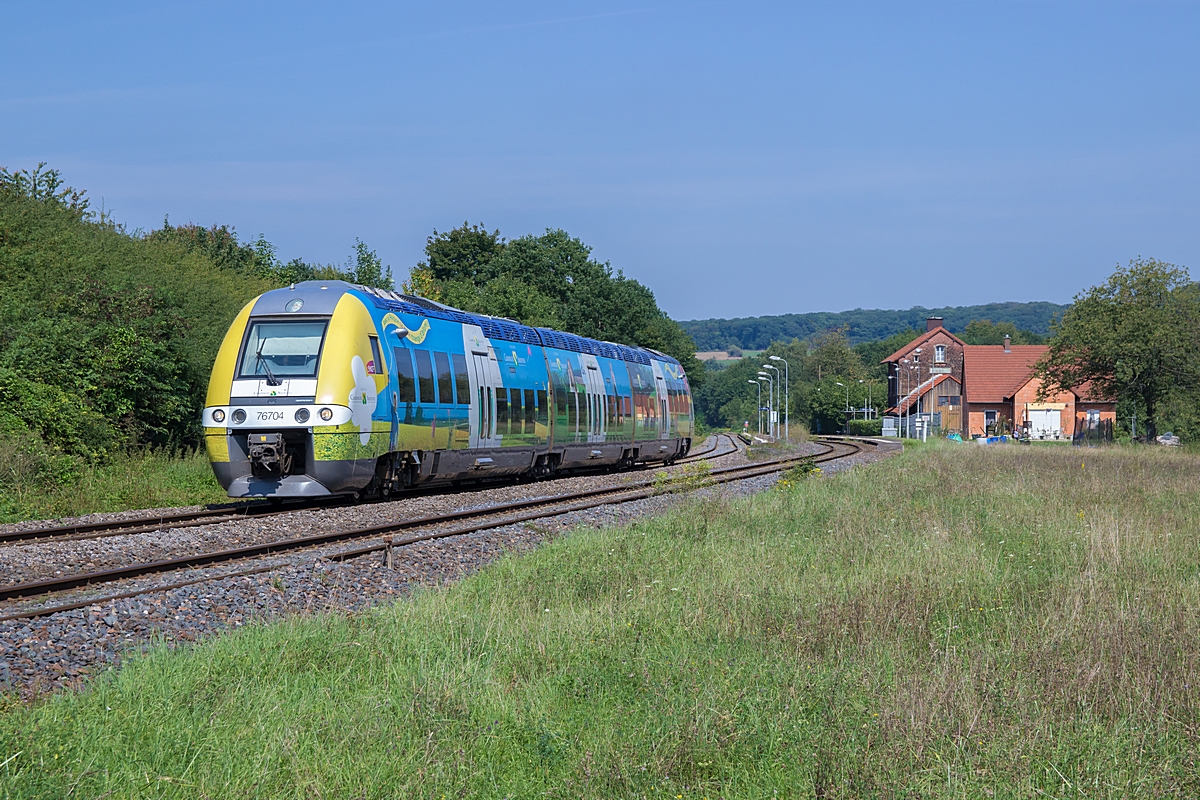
319,407,333,421
295,407,310,423
211,409,225,423
231,409,247,424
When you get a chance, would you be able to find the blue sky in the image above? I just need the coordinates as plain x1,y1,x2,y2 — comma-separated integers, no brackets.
2,2,1197,319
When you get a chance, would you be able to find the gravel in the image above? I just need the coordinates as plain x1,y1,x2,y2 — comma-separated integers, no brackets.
0,436,896,699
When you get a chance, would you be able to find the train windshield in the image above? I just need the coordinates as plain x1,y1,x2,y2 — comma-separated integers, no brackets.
239,320,328,379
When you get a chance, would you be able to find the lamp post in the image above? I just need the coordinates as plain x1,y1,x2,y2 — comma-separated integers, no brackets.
762,363,780,438
912,348,924,441
747,380,761,435
835,381,848,434
757,373,773,439
899,359,910,438
769,355,789,441
909,364,919,438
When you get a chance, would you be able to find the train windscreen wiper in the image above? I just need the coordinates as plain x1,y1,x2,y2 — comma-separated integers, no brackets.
255,341,283,386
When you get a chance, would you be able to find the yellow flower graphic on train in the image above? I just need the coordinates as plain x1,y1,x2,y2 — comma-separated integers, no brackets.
380,313,431,344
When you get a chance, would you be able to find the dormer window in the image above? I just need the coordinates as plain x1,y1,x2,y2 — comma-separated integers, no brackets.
935,345,946,364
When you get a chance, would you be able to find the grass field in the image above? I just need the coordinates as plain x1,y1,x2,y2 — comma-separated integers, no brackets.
2,442,1199,797
0,448,228,523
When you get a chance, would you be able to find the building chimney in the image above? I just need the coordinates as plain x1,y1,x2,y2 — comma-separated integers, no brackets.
1003,334,1011,353
926,316,944,332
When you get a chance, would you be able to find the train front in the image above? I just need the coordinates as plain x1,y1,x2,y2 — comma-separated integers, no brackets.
202,281,391,498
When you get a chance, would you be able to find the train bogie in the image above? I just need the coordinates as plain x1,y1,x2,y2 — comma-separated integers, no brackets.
202,281,694,498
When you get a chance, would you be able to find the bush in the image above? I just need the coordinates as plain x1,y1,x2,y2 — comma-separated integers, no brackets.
846,418,883,436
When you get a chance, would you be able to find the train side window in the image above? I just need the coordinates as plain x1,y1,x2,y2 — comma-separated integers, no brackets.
451,353,470,405
508,388,522,435
496,389,509,430
566,389,578,429
434,352,454,404
536,389,548,429
555,387,567,415
394,348,416,403
368,336,383,375
414,349,435,403
524,388,536,433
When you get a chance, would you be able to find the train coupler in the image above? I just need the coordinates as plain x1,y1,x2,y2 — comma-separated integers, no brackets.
248,432,292,476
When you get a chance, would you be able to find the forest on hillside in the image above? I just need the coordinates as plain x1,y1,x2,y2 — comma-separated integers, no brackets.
682,301,1068,351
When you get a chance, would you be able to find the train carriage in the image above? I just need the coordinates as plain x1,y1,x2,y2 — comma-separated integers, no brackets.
203,281,693,498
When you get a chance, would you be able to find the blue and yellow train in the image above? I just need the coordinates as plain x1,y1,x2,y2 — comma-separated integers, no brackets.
203,281,694,498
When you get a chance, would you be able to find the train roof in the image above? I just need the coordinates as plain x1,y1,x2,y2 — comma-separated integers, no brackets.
256,281,681,369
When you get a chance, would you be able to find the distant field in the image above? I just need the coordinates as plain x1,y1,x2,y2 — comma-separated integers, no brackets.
4,442,1198,797
696,349,763,368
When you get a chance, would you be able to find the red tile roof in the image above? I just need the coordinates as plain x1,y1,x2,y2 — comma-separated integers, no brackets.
962,345,1047,402
881,327,966,363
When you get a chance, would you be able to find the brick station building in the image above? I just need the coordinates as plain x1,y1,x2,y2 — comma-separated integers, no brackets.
883,317,1116,439
883,317,965,435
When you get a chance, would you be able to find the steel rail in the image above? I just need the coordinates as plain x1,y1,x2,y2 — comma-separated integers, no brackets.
0,503,268,544
0,440,858,612
0,435,740,546
675,432,739,463
0,440,861,622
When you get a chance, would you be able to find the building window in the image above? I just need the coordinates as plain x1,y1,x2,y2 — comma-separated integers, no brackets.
935,345,946,364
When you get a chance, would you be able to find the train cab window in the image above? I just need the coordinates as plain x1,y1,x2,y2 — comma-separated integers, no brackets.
368,336,383,376
496,389,509,430
451,353,470,405
434,352,454,404
394,348,416,403
536,390,548,428
414,350,435,403
239,321,327,379
524,389,536,433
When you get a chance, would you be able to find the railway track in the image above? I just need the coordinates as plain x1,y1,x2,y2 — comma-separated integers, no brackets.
0,438,862,620
1,434,744,547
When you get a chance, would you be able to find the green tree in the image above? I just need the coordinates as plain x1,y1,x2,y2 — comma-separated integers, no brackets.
803,329,863,384
1036,258,1200,441
852,327,922,380
959,319,1044,345
406,223,703,384
350,238,393,289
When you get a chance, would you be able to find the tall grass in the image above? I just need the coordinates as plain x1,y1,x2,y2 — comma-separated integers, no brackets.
0,446,227,523
2,443,1198,797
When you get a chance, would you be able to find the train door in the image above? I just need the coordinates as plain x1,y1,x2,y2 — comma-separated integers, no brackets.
462,324,502,448
580,354,606,443
651,361,671,438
